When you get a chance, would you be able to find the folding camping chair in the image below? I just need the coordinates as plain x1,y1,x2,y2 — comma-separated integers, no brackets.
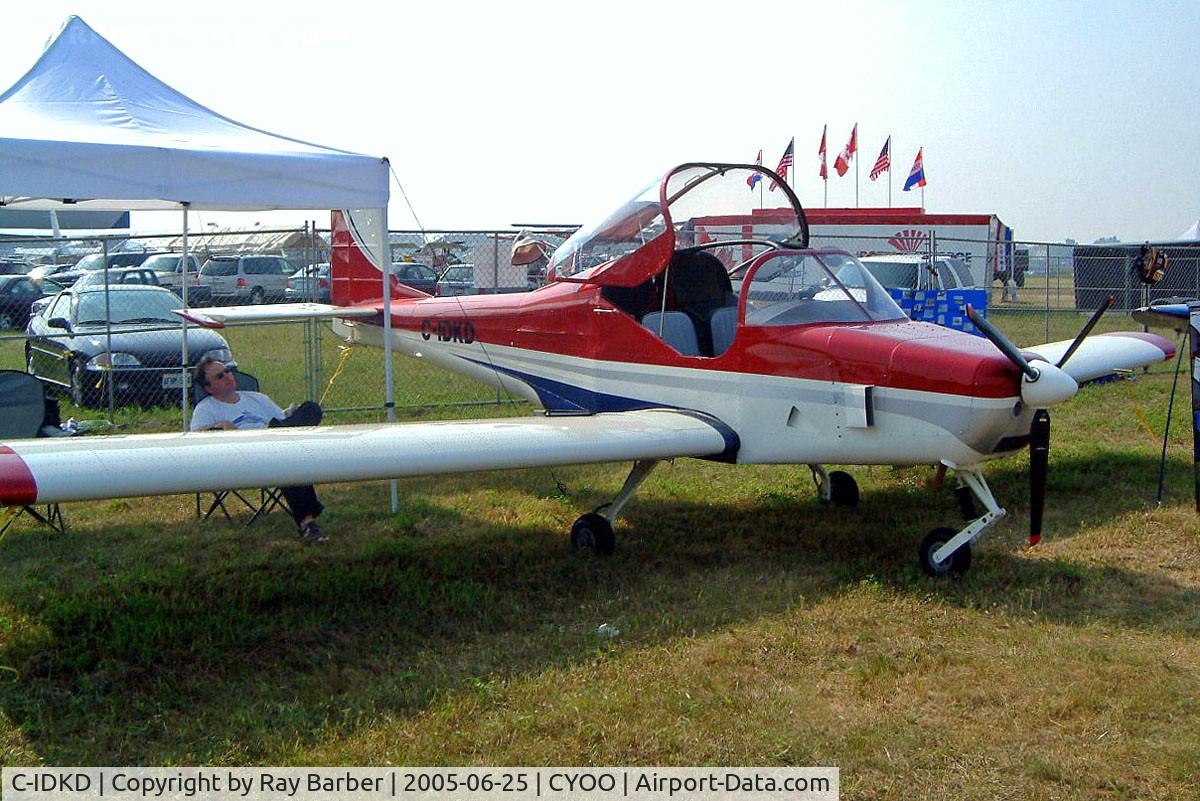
191,370,292,526
0,369,66,536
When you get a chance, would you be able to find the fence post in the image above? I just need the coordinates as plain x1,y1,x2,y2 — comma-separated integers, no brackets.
1044,242,1051,343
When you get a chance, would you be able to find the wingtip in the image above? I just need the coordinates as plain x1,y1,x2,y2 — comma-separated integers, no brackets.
0,446,37,507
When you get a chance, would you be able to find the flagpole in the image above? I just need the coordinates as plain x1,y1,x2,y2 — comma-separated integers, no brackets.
888,144,892,208
855,146,860,208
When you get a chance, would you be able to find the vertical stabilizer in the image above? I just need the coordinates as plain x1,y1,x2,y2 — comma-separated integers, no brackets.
331,209,430,305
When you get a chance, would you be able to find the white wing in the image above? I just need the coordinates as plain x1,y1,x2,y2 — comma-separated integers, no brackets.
175,302,377,328
1024,332,1176,383
0,410,736,506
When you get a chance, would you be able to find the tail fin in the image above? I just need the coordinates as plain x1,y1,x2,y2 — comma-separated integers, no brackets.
331,210,430,305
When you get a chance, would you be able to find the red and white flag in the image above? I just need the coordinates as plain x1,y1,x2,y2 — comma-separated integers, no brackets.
833,123,857,177
768,137,794,191
818,125,828,180
869,136,890,181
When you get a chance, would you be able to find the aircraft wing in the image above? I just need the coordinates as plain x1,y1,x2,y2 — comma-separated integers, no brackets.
0,410,737,507
176,303,377,329
1023,331,1176,383
1131,303,1192,331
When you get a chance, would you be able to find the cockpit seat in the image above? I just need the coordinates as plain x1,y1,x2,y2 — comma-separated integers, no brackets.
642,311,700,357
670,250,736,355
709,305,738,356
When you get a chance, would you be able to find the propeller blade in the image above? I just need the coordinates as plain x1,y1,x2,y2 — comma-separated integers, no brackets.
1029,409,1051,547
966,304,1039,382
1056,295,1115,369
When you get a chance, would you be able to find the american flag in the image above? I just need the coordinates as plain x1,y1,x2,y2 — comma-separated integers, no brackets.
818,125,827,180
869,136,891,181
768,137,794,191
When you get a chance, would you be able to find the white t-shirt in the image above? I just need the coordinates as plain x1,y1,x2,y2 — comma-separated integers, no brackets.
191,391,285,431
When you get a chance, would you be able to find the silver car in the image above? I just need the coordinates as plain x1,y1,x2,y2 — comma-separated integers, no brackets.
198,255,294,304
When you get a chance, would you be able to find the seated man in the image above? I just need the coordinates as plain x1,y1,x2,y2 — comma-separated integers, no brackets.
190,356,328,542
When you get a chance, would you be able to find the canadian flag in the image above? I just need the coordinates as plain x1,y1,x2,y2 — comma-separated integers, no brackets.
833,123,857,177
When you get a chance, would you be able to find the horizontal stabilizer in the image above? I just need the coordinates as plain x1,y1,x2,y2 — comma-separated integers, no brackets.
0,410,737,507
1023,331,1175,383
175,302,379,329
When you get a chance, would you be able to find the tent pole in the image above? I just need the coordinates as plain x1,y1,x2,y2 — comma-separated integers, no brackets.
181,204,191,431
376,200,398,513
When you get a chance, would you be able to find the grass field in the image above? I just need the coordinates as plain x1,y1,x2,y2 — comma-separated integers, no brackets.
1,316,1198,799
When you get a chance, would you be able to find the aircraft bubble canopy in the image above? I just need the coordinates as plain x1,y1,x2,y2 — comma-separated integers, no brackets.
548,163,807,285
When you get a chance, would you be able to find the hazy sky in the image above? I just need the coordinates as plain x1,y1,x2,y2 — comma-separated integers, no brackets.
1,0,1197,243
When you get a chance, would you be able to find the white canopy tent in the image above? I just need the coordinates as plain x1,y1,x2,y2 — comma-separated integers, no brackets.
1176,220,1200,241
0,16,397,453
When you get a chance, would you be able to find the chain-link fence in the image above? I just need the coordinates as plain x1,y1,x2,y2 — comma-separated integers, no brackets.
0,226,1184,432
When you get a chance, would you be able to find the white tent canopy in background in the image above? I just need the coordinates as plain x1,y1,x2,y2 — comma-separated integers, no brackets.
0,15,388,212
1177,220,1200,241
0,15,396,468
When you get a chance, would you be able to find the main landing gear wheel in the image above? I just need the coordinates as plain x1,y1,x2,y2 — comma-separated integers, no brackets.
826,470,859,507
570,512,615,556
919,527,972,577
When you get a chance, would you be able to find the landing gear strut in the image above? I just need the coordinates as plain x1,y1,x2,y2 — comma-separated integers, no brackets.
569,459,659,556
919,464,1005,577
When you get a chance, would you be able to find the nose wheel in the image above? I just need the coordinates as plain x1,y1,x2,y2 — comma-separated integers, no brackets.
918,466,1005,577
919,527,972,576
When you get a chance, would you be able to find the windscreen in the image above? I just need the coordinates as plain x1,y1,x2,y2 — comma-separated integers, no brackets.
549,180,664,279
741,252,906,327
76,291,181,325
548,163,806,282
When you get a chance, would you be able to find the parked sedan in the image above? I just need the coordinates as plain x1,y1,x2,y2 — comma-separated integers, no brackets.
285,263,330,303
0,275,48,330
391,262,438,295
26,285,235,407
435,264,476,296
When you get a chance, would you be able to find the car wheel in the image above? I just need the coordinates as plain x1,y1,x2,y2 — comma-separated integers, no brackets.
250,287,265,304
70,357,99,408
0,311,15,329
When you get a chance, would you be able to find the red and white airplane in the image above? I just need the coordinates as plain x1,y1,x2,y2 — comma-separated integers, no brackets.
0,163,1176,575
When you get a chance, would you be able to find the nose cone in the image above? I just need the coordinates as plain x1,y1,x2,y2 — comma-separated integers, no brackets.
1020,360,1078,408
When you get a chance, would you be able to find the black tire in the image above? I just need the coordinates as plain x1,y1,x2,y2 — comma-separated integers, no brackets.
0,311,14,330
919,527,972,577
69,357,98,408
570,512,615,556
826,470,859,507
249,287,265,304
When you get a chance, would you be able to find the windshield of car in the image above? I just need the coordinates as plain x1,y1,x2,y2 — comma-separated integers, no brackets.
75,290,181,325
742,252,906,327
74,254,106,271
142,254,186,272
854,259,921,290
200,259,237,276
